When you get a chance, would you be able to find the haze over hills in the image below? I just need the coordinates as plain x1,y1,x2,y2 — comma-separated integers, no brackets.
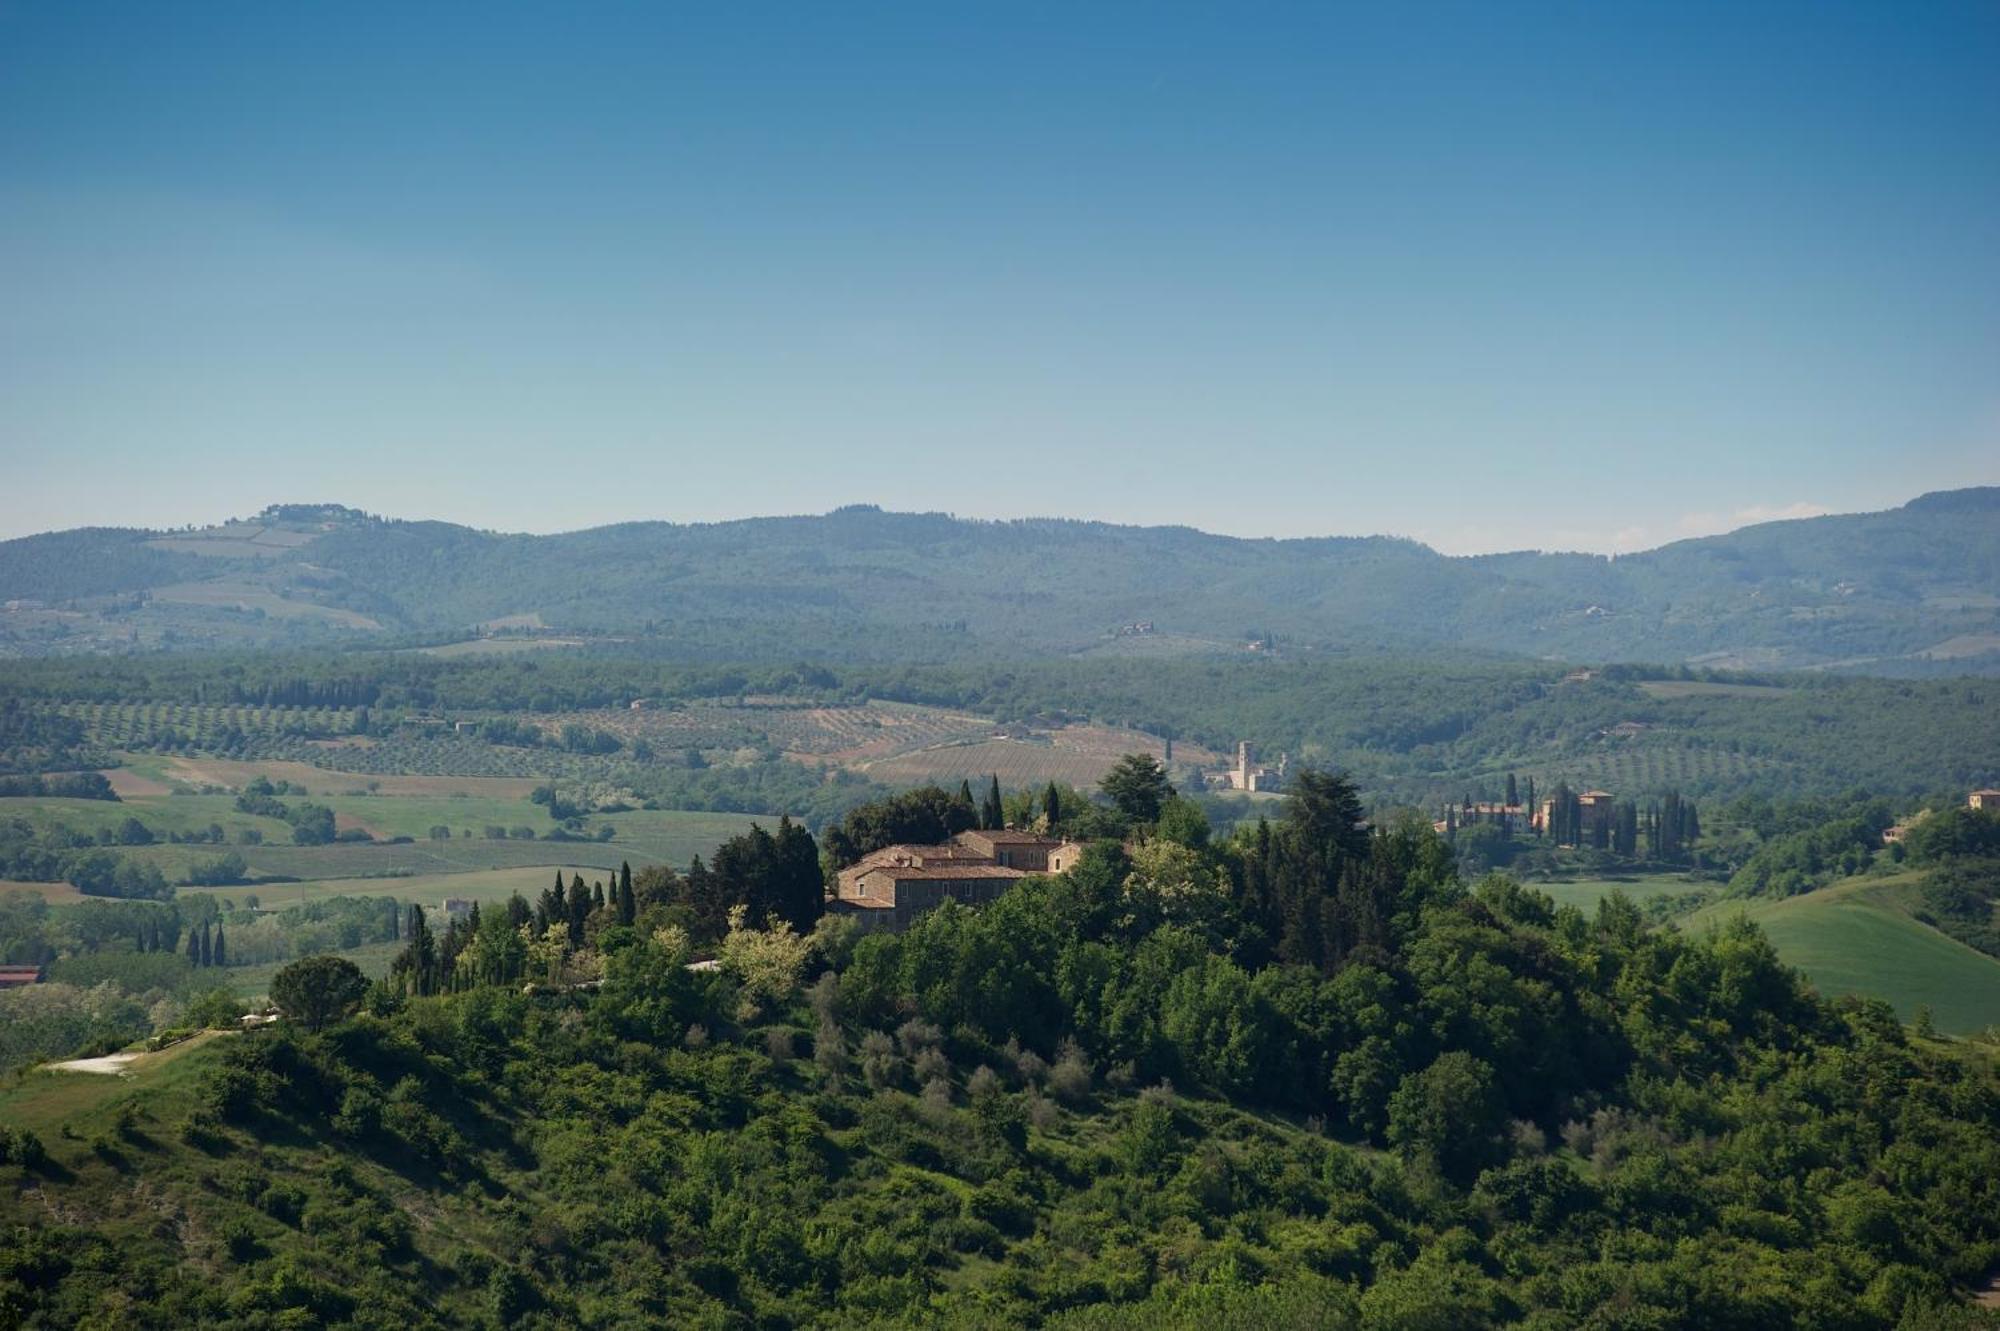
0,489,1995,673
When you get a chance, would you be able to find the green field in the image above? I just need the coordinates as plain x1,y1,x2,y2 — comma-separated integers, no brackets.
0,793,294,843
1532,873,1712,914
1685,873,2000,1035
223,939,405,1001
204,864,612,910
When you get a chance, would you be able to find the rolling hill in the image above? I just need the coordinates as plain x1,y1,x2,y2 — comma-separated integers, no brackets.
1685,872,2000,1035
1,489,1996,671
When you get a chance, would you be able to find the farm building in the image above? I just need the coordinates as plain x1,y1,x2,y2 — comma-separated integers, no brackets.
0,963,46,989
830,830,1086,932
1971,789,2000,812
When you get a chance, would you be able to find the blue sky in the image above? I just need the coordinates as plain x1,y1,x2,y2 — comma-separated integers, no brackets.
2,2,1995,553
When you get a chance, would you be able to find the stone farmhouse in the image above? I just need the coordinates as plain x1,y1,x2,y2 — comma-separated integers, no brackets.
830,830,1087,932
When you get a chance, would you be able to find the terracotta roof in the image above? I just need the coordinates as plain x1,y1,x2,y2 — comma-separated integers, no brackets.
860,842,991,863
859,864,1028,882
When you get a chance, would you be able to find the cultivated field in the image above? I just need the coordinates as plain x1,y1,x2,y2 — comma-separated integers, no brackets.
1558,743,1778,792
203,865,605,910
537,698,997,761
861,726,1221,791
0,878,86,904
145,581,382,630
1686,873,2000,1035
148,755,541,799
52,701,361,747
1532,873,1712,914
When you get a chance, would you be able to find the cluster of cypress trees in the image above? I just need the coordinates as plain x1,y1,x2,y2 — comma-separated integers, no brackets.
183,920,226,967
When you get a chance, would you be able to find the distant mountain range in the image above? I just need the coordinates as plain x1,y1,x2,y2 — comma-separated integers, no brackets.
2,490,1996,673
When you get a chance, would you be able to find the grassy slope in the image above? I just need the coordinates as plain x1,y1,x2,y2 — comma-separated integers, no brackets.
202,864,606,910
1685,872,2000,1035
0,1031,235,1139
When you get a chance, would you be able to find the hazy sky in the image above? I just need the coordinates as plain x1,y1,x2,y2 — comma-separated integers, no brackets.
2,2,1995,554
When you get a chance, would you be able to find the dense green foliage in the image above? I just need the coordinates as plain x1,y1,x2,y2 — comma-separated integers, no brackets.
8,781,2000,1327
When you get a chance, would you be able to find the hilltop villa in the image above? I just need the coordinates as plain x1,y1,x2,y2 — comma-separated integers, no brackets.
830,830,1087,932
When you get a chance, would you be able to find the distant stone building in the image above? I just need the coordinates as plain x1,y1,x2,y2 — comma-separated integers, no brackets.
1215,741,1285,793
1537,790,1618,846
830,830,1086,932
1971,789,2000,812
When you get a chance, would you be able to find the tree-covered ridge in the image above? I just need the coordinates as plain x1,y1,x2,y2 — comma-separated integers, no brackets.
3,488,1997,670
2,651,1994,806
6,780,2000,1327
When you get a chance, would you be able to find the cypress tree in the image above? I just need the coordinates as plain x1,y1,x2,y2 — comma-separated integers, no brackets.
1044,782,1062,831
592,881,606,912
619,860,633,904
212,922,227,968
983,776,1004,830
186,924,201,966
568,878,589,946
198,922,212,967
1505,773,1519,806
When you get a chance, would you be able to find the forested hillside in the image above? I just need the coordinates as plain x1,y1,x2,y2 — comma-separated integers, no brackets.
6,784,2000,1328
2,491,1996,671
